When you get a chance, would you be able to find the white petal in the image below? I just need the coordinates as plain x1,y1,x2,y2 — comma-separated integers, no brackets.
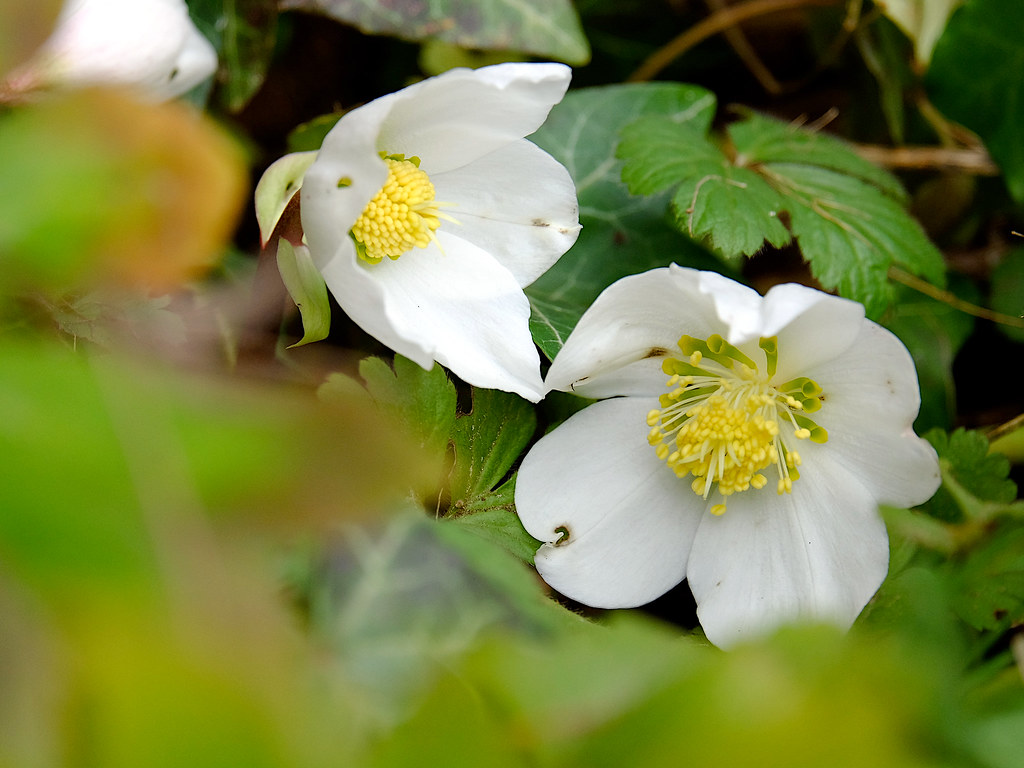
300,107,389,266
377,63,571,173
32,0,215,100
805,320,940,506
762,283,866,380
545,266,725,398
321,233,546,401
432,140,580,287
516,397,703,607
692,267,765,342
687,461,890,649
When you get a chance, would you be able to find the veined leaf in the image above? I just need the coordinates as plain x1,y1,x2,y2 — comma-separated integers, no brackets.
617,101,946,316
280,0,590,65
527,83,724,359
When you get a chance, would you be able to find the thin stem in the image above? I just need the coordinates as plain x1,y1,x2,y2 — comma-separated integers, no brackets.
628,0,844,83
888,266,1024,328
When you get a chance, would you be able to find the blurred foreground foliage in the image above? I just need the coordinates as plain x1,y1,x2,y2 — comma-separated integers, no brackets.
2,0,1024,766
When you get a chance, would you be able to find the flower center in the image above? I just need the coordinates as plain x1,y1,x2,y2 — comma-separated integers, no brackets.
349,153,447,264
646,334,828,516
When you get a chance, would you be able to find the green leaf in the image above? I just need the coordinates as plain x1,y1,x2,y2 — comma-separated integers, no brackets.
616,106,946,316
776,163,945,316
450,388,535,500
447,478,541,564
341,354,458,461
280,0,591,65
949,520,1024,630
253,151,317,246
526,83,725,359
275,240,331,348
922,428,1018,523
188,0,279,112
989,246,1024,344
927,0,1024,203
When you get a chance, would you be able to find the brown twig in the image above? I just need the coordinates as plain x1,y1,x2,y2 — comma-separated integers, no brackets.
628,0,844,83
853,145,1000,175
889,266,1024,329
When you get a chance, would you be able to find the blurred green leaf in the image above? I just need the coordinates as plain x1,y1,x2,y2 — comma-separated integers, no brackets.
276,239,331,347
0,89,246,294
618,106,946,317
527,83,724,359
989,246,1024,344
189,0,279,111
922,428,1018,524
949,520,1024,630
281,0,591,65
927,0,1024,203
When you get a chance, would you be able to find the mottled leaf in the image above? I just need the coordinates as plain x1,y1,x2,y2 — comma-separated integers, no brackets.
281,0,590,65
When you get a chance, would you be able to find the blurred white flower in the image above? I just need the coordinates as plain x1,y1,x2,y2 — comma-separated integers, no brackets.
6,0,216,101
515,266,940,647
296,63,580,401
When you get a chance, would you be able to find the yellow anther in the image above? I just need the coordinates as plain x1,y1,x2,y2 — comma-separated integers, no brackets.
645,334,829,515
351,157,445,263
711,503,727,516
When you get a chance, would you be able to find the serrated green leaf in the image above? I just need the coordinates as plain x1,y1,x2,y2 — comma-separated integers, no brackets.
922,428,1018,523
450,388,535,500
351,354,458,461
730,111,909,201
275,240,331,348
950,521,1024,630
280,0,590,65
926,0,1024,203
672,164,792,258
615,104,946,316
771,163,945,316
526,83,725,359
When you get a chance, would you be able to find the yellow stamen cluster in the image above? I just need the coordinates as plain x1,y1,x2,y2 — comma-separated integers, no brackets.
350,156,443,264
647,334,827,515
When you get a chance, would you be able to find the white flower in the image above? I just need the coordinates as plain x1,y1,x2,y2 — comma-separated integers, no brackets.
298,63,580,402
7,0,217,101
514,265,940,648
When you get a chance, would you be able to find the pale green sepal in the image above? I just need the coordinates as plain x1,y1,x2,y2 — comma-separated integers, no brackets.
276,239,331,348
254,151,317,246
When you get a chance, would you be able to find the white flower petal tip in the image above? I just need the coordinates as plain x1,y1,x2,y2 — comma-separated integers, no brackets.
7,0,217,102
295,62,578,398
516,266,940,647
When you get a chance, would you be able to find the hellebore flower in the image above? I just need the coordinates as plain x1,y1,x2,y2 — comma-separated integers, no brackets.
514,266,940,648
296,63,580,401
5,0,217,101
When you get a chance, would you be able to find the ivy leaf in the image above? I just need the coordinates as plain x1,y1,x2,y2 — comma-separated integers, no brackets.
275,240,331,348
927,0,1024,204
921,428,1018,523
617,104,947,317
280,0,590,65
526,83,725,359
188,0,279,112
